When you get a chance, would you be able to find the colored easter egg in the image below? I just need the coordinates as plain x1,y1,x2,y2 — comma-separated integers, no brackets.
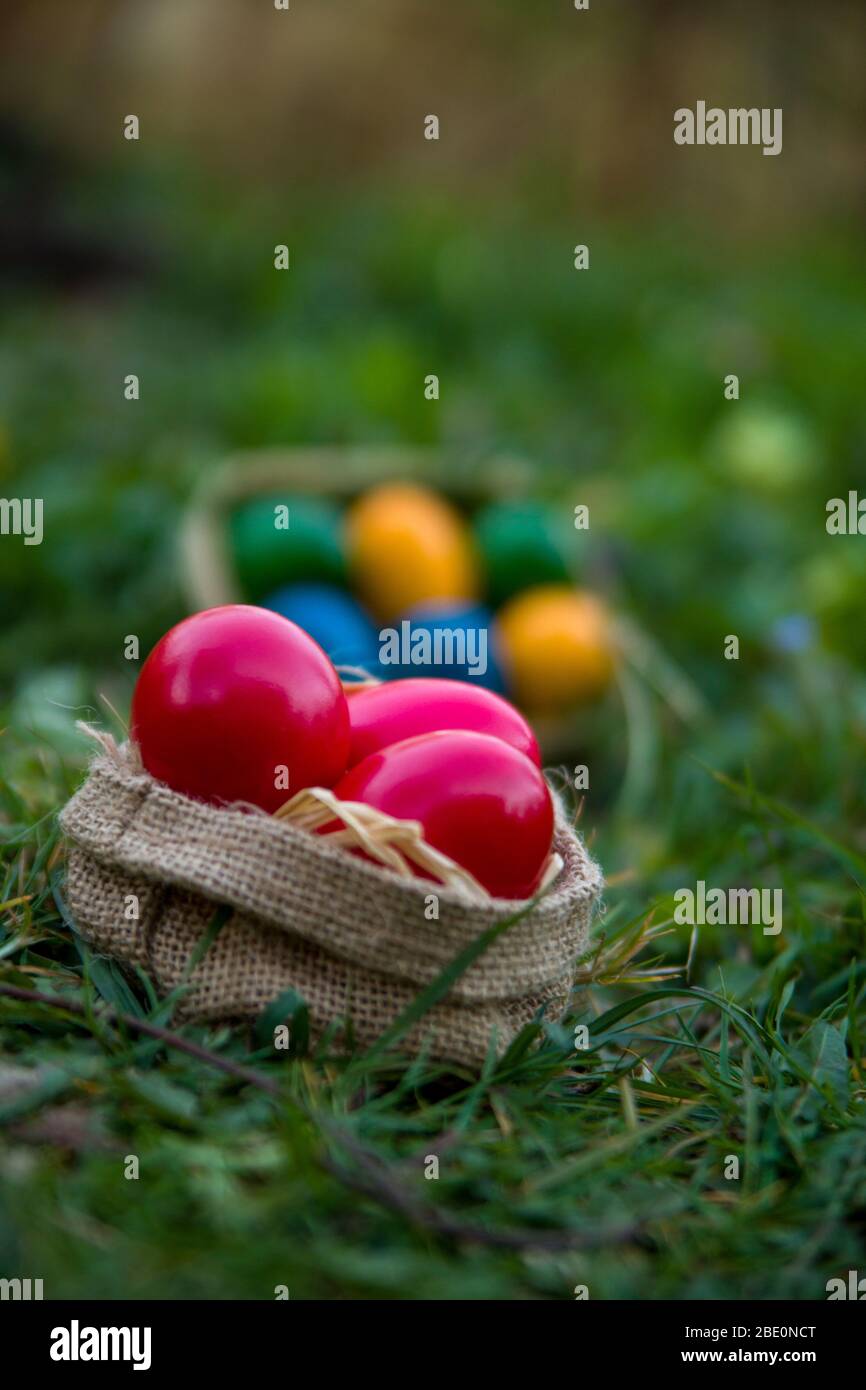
262,582,380,675
345,482,478,620
131,605,349,811
229,495,345,600
346,678,541,768
332,730,553,899
381,601,507,693
711,404,817,492
496,585,615,711
475,500,572,606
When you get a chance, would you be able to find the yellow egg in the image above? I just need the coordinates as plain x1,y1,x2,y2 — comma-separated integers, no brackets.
345,483,478,621
496,585,615,711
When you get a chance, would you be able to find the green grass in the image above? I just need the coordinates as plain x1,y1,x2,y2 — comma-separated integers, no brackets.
1,160,865,1299
1,659,864,1300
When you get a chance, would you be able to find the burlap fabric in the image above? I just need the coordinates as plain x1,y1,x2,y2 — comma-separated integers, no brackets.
59,745,603,1069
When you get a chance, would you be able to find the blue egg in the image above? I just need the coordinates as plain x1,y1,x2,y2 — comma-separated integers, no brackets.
382,602,508,693
262,583,380,677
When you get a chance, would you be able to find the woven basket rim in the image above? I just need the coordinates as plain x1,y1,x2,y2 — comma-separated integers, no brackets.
179,446,538,613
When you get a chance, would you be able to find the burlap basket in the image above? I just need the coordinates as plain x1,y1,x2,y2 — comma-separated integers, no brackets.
60,745,603,1070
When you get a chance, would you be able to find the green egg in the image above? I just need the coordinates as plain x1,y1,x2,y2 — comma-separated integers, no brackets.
710,404,818,492
475,500,572,607
228,495,346,600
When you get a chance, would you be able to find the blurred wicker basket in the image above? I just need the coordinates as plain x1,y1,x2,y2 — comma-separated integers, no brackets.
179,446,547,611
178,446,604,758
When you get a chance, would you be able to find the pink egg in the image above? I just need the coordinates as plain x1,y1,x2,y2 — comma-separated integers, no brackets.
346,678,541,769
332,730,553,900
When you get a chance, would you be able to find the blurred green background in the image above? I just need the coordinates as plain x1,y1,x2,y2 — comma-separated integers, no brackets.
1,0,865,868
1,0,865,1303
1,1,865,823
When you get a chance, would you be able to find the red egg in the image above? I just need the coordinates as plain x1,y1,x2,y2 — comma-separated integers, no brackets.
332,730,553,899
131,605,349,811
346,677,541,769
